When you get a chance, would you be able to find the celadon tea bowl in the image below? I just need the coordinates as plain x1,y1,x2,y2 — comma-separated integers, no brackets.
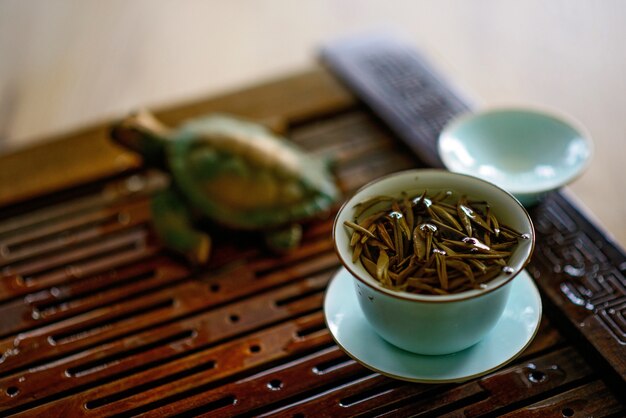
438,108,593,206
333,170,535,355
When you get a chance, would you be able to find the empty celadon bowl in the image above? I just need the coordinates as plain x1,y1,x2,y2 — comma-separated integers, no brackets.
438,108,593,206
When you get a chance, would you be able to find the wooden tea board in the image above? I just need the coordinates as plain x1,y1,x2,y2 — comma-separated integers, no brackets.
0,43,624,416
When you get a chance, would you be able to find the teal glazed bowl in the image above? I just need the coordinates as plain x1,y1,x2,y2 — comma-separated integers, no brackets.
333,170,535,355
438,108,593,206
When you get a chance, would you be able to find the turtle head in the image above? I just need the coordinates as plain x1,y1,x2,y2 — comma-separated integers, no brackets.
110,110,171,168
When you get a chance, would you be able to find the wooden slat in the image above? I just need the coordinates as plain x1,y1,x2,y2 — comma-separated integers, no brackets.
0,250,339,378
0,257,189,337
445,347,593,417
0,274,332,415
7,312,332,417
261,317,566,418
500,380,624,417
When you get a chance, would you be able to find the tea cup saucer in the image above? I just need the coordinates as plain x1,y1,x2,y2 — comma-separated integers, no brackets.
324,267,541,383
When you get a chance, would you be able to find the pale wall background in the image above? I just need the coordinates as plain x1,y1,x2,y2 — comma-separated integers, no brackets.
1,0,625,246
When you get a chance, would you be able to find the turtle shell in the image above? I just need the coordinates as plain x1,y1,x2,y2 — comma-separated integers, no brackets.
166,114,340,230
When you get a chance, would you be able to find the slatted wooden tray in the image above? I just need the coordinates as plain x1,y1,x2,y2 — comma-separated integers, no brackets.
0,67,624,417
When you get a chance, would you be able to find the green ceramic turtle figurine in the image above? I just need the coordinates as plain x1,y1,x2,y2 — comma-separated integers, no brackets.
111,110,340,264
